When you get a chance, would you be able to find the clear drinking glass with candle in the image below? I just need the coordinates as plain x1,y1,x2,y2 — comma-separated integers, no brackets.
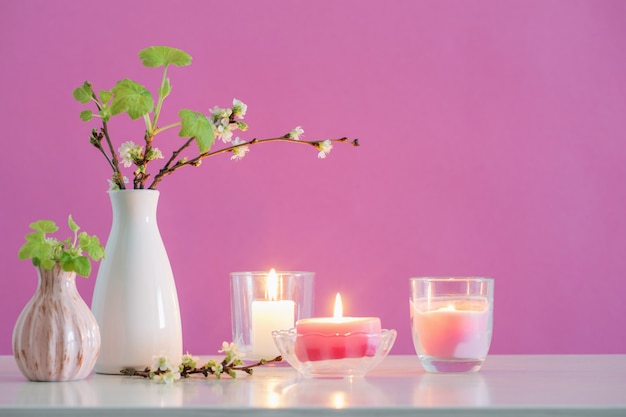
230,269,314,360
409,277,494,373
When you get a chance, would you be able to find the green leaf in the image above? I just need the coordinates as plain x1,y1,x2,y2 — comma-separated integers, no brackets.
79,233,105,261
23,231,44,242
99,89,113,104
59,252,74,271
18,239,46,261
59,253,90,276
39,258,56,270
68,215,79,233
159,78,171,99
178,109,215,154
17,242,33,260
30,220,58,234
79,110,93,121
111,78,154,120
138,46,192,68
73,256,91,277
99,105,111,122
72,82,93,104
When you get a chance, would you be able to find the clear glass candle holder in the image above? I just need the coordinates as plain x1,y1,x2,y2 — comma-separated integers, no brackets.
272,328,397,378
230,271,314,361
409,277,494,373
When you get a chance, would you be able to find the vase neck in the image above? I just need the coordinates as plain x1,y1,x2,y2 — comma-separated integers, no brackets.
36,264,77,295
109,190,160,223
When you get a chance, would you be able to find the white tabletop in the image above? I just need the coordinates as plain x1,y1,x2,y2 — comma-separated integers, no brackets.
0,355,624,416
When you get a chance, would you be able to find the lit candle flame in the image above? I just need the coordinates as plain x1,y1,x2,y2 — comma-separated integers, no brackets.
266,268,278,301
333,293,343,319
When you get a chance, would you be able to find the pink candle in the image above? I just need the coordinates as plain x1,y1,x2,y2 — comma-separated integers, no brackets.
412,298,490,358
295,294,382,362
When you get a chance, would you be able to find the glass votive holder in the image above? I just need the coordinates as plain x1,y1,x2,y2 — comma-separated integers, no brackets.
230,270,314,360
409,277,494,373
272,328,397,378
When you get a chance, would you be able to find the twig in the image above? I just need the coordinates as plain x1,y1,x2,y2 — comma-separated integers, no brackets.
148,136,359,189
120,355,283,380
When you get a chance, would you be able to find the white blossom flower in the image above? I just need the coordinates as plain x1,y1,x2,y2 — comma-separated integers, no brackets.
107,176,129,191
118,141,143,167
316,140,333,159
210,106,235,143
211,363,224,375
155,370,181,385
164,370,181,384
230,137,250,161
232,99,247,119
288,126,304,140
219,126,234,143
218,341,244,365
219,341,239,356
146,147,164,161
210,105,232,120
181,353,198,368
151,354,172,372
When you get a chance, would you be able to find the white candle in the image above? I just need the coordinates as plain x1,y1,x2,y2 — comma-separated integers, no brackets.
251,269,295,358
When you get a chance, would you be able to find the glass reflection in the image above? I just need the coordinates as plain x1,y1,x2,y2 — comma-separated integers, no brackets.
413,373,490,406
277,377,387,407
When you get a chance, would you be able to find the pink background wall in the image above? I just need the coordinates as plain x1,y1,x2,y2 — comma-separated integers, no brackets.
1,0,625,356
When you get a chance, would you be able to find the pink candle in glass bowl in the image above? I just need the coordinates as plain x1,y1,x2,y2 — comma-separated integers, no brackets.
295,293,382,362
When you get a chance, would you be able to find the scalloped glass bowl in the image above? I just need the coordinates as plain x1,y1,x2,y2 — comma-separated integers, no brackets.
272,329,397,378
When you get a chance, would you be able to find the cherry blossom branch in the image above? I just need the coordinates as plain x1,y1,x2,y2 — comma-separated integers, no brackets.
147,136,359,189
159,137,195,174
74,48,360,190
87,89,126,189
120,355,283,381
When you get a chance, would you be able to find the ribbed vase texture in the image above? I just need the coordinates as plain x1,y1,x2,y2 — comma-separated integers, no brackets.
12,264,100,381
91,190,183,374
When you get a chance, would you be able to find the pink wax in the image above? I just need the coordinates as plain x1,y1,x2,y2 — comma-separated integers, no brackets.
412,299,490,359
295,317,382,362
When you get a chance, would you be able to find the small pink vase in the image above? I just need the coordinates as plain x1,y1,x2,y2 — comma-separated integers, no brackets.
12,264,100,381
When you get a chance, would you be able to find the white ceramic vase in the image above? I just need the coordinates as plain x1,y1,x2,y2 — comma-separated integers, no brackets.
91,189,182,374
13,264,100,381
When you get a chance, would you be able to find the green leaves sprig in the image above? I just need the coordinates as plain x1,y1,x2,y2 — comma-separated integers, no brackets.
18,216,105,277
